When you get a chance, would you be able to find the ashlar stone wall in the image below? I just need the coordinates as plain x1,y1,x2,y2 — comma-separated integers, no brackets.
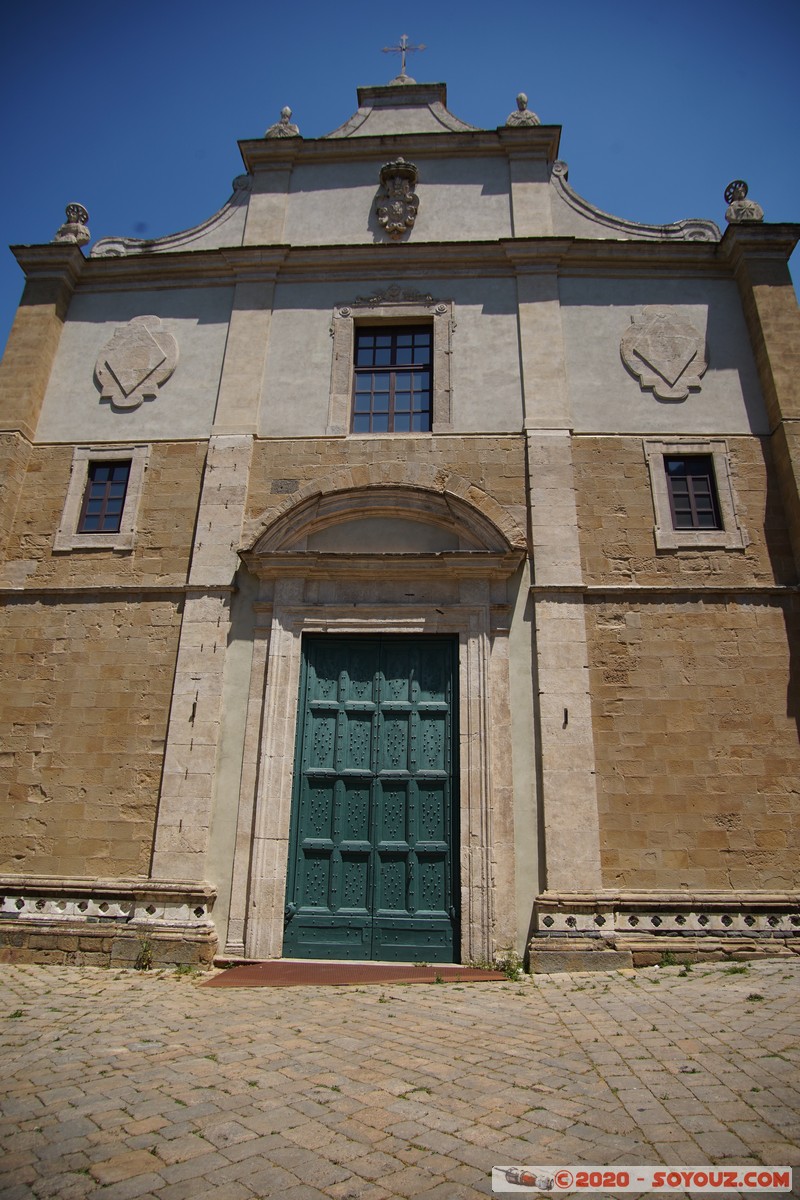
587,597,800,891
2,441,207,590
574,433,800,892
573,435,794,588
0,440,208,879
0,596,183,877
245,434,527,532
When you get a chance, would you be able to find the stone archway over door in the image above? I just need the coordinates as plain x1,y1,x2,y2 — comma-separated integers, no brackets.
229,483,526,962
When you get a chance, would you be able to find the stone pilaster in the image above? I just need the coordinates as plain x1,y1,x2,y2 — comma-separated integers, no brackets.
212,257,284,433
527,432,602,893
513,255,603,896
0,245,83,441
150,435,254,883
0,247,83,561
722,223,800,574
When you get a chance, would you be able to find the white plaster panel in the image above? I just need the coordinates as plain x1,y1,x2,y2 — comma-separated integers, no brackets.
259,278,523,436
307,516,459,552
558,277,767,435
280,157,512,245
36,288,234,443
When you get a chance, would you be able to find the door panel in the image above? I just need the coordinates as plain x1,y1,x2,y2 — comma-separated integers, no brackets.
283,635,458,962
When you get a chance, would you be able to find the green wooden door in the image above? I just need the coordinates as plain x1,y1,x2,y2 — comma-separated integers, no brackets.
283,635,459,962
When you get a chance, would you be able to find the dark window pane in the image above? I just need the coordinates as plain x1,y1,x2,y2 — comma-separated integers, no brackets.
664,455,722,531
352,327,433,434
78,460,131,535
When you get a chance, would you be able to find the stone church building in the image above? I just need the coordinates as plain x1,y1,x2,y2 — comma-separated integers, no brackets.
1,68,798,969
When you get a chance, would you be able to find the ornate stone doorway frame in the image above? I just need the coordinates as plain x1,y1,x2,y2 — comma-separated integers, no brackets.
225,487,525,963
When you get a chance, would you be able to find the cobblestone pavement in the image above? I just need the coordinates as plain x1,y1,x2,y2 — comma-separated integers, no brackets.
1,959,798,1200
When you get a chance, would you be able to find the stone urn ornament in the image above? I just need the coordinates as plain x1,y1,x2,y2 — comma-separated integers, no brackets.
53,203,91,246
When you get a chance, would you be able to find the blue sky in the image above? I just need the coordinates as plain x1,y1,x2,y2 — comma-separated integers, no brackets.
1,0,798,357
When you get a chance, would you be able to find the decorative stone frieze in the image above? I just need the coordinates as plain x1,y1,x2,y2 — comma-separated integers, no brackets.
265,106,300,138
505,92,540,126
724,179,764,224
0,877,216,968
95,315,179,410
377,157,419,240
533,892,800,939
620,307,707,401
52,202,90,246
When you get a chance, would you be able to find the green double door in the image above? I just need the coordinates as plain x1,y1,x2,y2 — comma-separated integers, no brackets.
283,636,459,962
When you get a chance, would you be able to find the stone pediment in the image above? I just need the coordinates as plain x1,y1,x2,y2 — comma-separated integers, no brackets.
550,160,720,243
324,81,478,138
91,176,250,258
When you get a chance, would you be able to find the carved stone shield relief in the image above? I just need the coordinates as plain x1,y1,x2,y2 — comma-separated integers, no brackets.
377,157,419,240
95,315,178,410
620,308,707,401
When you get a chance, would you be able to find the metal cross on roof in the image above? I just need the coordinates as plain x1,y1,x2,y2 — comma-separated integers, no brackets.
382,33,426,79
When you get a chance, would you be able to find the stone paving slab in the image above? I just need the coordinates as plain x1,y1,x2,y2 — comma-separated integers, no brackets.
0,960,798,1199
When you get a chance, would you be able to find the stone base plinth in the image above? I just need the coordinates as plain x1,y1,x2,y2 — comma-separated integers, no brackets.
528,891,800,971
0,875,217,969
528,947,633,973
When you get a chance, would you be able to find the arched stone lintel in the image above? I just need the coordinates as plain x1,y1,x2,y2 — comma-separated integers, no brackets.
242,475,527,557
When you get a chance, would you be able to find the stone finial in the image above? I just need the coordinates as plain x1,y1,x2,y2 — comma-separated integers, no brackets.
724,179,764,224
52,202,90,246
377,158,420,240
265,106,300,138
505,92,541,127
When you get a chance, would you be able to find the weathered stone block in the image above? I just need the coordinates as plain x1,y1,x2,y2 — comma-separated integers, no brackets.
528,949,633,973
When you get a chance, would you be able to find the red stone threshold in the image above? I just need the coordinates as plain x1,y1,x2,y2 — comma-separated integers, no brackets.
202,960,507,987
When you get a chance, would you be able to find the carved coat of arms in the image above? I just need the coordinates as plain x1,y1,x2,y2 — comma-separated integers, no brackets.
95,315,179,410
620,308,707,401
377,158,419,240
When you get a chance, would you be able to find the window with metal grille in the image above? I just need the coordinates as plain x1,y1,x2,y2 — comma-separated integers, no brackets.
665,455,722,530
78,461,131,534
352,326,432,433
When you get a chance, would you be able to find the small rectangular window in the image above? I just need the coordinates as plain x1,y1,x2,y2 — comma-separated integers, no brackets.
665,455,722,530
352,326,432,433
78,461,131,534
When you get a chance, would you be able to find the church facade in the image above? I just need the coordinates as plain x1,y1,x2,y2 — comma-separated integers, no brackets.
1,73,798,969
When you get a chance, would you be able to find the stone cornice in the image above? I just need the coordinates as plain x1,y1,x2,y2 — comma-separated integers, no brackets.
239,125,561,171
531,583,798,597
242,550,524,581
15,230,775,294
0,874,216,898
0,584,236,598
10,243,86,286
40,235,746,294
538,889,800,905
719,221,800,267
